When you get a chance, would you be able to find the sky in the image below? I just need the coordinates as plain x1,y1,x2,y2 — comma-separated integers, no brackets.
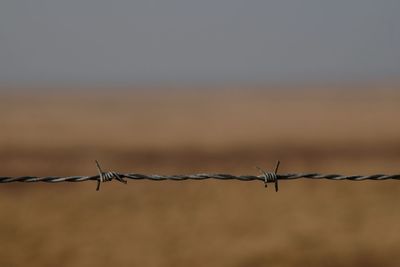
0,0,399,85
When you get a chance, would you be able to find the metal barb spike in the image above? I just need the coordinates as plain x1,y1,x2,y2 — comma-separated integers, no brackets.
256,160,280,192
95,160,127,191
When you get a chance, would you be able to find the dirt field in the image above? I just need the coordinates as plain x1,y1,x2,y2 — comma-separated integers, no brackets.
0,85,400,267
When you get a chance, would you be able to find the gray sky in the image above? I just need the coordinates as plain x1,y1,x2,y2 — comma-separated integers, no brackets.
1,0,399,84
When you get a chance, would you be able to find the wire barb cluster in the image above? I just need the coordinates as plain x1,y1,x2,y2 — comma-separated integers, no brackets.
0,160,399,191
95,160,127,191
256,160,280,192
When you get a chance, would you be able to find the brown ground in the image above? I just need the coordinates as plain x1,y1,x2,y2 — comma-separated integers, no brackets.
0,84,400,267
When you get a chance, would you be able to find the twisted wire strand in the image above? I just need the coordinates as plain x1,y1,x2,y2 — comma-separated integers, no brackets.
1,173,400,183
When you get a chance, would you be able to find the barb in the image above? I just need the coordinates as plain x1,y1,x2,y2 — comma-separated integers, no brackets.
256,160,280,192
0,161,399,191
95,160,127,191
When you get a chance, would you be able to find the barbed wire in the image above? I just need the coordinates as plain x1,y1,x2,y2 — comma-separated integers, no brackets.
0,160,399,191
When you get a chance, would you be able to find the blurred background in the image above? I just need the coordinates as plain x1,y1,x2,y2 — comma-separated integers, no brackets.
1,1,400,266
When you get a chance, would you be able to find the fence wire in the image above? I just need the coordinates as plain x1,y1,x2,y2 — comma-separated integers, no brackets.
0,160,399,191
